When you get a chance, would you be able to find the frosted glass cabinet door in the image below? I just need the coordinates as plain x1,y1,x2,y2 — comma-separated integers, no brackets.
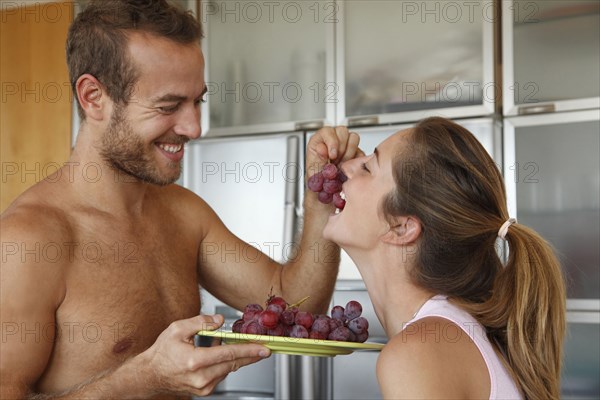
504,111,600,301
202,0,332,135
503,1,600,114
339,0,494,125
561,320,600,399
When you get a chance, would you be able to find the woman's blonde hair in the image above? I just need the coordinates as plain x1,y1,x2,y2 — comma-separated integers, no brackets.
383,117,566,399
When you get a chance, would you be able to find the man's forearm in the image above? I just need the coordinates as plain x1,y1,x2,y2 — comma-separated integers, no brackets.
280,194,340,314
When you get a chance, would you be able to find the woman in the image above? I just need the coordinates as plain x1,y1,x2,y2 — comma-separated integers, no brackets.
323,117,566,400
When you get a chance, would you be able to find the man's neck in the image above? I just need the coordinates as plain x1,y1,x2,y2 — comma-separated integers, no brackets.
66,127,152,219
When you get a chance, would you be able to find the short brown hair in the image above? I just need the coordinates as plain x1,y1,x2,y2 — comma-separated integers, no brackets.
66,0,203,119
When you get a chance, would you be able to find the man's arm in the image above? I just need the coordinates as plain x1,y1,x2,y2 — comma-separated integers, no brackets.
1,211,67,398
15,315,269,399
1,211,269,398
196,127,360,313
279,126,361,312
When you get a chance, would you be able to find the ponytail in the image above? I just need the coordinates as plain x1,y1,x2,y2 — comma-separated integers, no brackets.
461,223,566,400
504,224,565,400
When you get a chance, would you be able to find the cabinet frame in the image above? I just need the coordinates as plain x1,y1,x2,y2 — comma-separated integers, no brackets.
200,1,337,137
335,0,496,127
503,109,600,311
501,1,600,116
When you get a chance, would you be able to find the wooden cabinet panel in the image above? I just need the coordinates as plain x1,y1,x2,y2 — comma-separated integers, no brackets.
1,1,73,212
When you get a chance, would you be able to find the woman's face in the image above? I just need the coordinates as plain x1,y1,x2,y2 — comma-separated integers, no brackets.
323,129,410,251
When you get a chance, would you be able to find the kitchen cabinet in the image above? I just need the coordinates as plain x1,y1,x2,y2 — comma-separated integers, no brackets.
337,0,495,127
189,1,599,397
201,0,334,136
501,4,600,396
1,1,73,212
200,0,495,136
504,110,600,302
562,317,600,399
503,110,600,398
502,0,600,115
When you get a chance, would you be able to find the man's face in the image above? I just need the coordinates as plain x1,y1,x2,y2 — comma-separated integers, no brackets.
99,32,205,186
100,102,183,185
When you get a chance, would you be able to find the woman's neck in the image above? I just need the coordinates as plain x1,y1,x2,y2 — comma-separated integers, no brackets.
347,246,435,338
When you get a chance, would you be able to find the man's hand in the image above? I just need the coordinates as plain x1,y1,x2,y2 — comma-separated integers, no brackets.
306,126,362,177
140,314,270,397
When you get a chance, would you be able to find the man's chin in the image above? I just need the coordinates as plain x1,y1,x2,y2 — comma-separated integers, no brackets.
111,164,180,186
142,173,180,186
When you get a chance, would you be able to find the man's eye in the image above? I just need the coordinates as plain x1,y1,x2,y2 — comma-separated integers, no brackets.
361,163,370,173
159,104,180,113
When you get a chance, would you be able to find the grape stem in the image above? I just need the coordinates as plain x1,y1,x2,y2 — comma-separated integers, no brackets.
288,296,310,309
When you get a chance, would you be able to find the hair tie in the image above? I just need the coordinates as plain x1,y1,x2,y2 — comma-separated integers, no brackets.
498,218,516,240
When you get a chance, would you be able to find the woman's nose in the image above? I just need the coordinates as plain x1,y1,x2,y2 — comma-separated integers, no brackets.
340,157,360,178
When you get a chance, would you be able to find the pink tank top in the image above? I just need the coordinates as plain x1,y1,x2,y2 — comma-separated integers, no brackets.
403,295,522,400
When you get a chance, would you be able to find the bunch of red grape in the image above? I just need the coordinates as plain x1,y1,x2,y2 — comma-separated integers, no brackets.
231,296,369,343
307,163,347,210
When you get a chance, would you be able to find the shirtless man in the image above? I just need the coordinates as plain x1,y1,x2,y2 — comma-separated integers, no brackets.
0,0,360,398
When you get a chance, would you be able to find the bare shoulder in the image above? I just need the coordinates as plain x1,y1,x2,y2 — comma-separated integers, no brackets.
157,184,225,235
1,196,71,302
377,317,480,399
159,184,217,215
2,189,74,242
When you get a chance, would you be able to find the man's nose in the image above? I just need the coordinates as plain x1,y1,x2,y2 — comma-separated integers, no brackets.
175,105,201,139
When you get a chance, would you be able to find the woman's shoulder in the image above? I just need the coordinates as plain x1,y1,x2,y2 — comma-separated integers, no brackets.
377,316,489,399
379,316,469,369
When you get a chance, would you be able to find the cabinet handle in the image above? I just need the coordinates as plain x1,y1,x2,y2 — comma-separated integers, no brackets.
518,104,555,115
347,116,379,127
295,120,325,131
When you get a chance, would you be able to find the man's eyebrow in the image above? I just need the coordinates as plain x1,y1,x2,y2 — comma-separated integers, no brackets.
374,147,380,166
152,87,208,103
151,94,187,103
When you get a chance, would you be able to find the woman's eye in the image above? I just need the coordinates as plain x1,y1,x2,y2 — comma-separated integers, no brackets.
361,163,370,173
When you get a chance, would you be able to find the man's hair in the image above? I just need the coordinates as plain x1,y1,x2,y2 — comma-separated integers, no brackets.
66,0,203,119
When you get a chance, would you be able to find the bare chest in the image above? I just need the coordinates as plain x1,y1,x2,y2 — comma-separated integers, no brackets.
38,225,201,392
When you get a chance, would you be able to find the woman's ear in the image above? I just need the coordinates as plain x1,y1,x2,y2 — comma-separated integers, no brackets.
76,74,107,121
381,216,422,246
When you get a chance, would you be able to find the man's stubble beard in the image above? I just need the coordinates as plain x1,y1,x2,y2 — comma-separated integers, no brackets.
99,103,182,186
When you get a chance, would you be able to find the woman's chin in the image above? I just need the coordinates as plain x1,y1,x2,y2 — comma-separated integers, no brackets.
322,225,337,243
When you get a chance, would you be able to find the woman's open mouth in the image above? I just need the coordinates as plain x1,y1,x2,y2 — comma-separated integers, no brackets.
334,190,346,214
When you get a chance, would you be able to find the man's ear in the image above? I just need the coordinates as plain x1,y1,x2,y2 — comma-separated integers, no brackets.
75,74,107,121
381,216,422,246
